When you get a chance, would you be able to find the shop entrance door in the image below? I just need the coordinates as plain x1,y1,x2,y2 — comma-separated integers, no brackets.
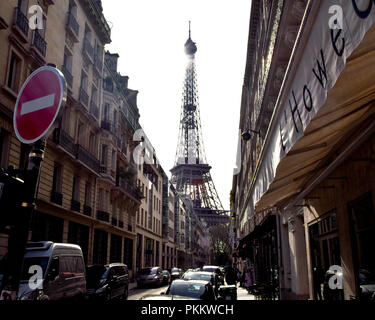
309,212,341,300
348,192,375,299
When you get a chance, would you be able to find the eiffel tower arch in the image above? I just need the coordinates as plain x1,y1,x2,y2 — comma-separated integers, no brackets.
170,23,229,227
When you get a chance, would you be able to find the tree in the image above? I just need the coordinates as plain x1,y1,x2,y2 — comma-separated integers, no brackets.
209,224,231,266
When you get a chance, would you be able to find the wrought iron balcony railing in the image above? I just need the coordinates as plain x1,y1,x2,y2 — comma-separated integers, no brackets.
83,205,92,217
75,144,100,173
90,100,99,119
50,191,63,206
67,12,79,40
116,177,143,200
83,39,94,62
79,87,89,107
14,7,29,38
97,210,109,222
71,199,81,212
62,65,73,88
94,54,103,74
101,120,113,132
32,30,47,57
112,217,118,227
53,128,76,156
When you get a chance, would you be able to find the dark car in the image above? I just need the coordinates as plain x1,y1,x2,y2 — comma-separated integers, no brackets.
136,267,163,287
86,263,129,301
182,271,220,296
166,279,216,301
170,267,183,281
162,270,171,284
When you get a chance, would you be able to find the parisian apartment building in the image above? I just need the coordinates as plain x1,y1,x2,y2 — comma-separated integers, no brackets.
0,0,210,278
232,0,375,300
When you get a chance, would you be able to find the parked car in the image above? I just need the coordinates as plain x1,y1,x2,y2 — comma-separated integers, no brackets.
170,267,183,281
136,267,163,287
17,241,86,300
162,270,171,284
202,265,224,284
182,271,221,296
165,279,216,301
86,263,129,300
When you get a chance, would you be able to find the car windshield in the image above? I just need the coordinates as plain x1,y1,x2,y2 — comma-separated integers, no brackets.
183,272,211,282
139,268,157,275
86,265,109,288
171,268,179,273
167,282,207,299
202,267,217,273
162,271,169,275
20,257,49,282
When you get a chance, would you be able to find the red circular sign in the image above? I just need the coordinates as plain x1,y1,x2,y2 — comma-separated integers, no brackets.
13,66,66,144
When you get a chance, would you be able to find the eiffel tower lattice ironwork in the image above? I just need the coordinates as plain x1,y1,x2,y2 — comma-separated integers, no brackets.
170,23,229,227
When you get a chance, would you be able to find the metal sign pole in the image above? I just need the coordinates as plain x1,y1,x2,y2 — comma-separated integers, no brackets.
0,139,46,300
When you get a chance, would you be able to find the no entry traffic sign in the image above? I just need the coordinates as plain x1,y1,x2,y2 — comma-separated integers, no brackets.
13,66,66,144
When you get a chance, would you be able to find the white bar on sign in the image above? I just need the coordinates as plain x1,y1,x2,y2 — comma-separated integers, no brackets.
21,94,55,115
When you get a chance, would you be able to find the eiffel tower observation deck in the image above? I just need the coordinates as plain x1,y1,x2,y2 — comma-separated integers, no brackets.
170,23,229,227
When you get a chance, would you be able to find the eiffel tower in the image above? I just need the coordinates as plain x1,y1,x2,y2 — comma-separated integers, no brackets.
170,23,229,227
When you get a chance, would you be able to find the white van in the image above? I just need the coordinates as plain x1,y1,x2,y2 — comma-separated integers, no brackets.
17,241,86,300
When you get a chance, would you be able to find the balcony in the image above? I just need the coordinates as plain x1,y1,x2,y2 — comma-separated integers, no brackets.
112,217,118,227
83,205,92,217
90,100,99,120
13,7,29,40
71,199,81,212
79,87,89,108
62,65,73,89
75,144,100,173
83,39,94,64
50,191,63,206
97,210,109,222
116,177,143,201
66,12,79,42
32,30,47,58
53,128,76,156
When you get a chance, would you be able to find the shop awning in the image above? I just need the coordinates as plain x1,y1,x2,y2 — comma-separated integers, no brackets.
248,0,375,213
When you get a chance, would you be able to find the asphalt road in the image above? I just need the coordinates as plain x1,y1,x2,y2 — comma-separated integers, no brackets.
128,284,169,300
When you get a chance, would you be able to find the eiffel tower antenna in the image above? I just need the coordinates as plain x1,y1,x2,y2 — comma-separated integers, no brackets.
171,23,229,227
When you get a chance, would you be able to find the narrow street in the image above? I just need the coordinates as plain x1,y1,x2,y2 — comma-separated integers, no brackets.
128,284,169,300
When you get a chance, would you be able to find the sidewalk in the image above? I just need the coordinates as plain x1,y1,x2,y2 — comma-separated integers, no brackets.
237,286,256,300
129,281,137,291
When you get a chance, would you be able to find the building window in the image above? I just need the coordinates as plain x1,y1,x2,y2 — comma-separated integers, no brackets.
7,52,22,93
0,129,11,169
101,145,107,165
52,163,62,193
141,209,144,226
89,132,96,154
77,121,85,146
111,149,116,169
72,176,80,201
84,182,91,206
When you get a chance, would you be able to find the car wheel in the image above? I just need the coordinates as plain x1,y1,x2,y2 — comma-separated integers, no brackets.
123,286,129,300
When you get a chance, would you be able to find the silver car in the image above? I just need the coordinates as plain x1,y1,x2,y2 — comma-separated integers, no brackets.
136,267,163,287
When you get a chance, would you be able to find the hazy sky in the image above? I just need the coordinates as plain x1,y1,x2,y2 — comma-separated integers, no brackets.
102,0,251,209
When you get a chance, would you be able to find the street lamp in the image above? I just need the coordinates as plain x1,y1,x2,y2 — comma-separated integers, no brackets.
241,129,261,141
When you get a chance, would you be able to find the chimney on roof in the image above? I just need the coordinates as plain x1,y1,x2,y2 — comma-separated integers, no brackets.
105,51,119,73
